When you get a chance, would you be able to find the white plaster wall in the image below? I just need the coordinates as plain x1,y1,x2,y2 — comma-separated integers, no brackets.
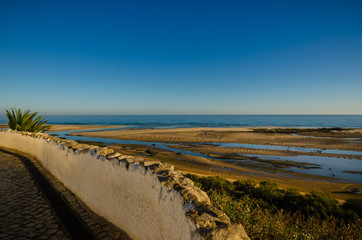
0,131,200,240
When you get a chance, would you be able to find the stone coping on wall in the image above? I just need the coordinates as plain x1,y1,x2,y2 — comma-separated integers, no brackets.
0,129,249,240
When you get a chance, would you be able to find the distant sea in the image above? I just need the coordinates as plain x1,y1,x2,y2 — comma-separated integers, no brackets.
1,115,361,128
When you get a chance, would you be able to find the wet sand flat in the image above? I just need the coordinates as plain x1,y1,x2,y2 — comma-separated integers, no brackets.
69,127,362,151
107,143,362,201
68,126,362,200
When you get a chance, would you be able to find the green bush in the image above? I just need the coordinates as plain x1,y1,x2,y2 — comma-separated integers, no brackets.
302,191,340,219
342,198,362,218
234,178,257,193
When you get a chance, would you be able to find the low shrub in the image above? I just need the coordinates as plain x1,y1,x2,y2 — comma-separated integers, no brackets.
186,174,362,240
342,198,362,218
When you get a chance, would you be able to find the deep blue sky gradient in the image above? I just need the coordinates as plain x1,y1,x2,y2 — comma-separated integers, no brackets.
1,0,361,114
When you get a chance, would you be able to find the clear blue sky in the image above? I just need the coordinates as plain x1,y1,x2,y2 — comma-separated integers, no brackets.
1,0,361,115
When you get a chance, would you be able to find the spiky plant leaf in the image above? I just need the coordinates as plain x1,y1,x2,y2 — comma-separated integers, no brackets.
5,108,51,133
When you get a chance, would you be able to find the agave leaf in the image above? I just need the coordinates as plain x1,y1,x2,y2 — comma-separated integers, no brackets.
5,108,50,133
6,109,16,129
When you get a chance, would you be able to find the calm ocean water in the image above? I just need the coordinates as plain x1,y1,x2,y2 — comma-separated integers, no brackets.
1,115,361,128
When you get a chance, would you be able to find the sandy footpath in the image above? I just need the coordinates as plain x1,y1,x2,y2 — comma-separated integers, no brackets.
69,127,362,151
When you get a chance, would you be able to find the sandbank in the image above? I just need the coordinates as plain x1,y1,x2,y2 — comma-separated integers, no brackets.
69,127,362,151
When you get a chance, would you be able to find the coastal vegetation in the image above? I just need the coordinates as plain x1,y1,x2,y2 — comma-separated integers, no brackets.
5,108,50,133
186,174,362,240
